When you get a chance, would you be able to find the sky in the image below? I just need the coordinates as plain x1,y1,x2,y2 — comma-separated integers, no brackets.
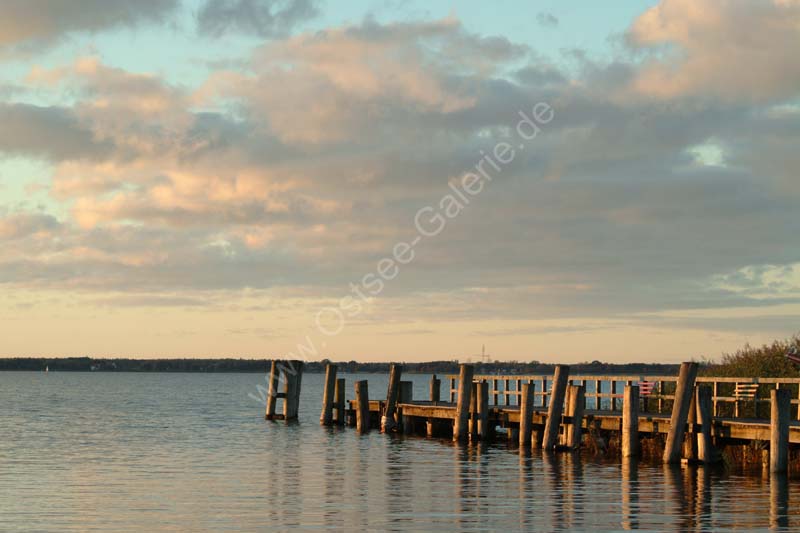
1,0,799,363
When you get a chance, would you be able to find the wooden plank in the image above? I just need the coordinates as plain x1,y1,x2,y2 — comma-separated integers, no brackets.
453,364,475,442
355,380,370,433
382,364,403,432
320,363,337,425
663,362,698,464
771,388,790,473
542,365,570,450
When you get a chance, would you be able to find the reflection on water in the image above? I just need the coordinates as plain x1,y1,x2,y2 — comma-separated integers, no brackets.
1,372,799,530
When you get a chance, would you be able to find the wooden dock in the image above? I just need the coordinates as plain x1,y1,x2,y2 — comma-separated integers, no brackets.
265,360,800,473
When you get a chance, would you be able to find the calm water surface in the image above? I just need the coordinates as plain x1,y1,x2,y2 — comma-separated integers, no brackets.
1,372,798,531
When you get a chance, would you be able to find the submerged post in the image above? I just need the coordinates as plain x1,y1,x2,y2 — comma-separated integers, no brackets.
320,363,337,425
430,374,441,402
663,362,698,464
771,388,790,474
520,382,534,447
696,385,714,463
622,385,640,458
566,385,585,449
283,360,304,420
382,364,403,432
453,364,475,442
265,360,280,420
355,380,370,433
542,365,570,450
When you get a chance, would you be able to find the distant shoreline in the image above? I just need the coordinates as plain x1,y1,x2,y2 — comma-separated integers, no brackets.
0,357,682,375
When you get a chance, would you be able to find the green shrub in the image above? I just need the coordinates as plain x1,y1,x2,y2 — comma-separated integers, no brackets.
702,335,800,378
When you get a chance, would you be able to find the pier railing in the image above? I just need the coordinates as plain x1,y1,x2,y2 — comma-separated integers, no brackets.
445,374,800,420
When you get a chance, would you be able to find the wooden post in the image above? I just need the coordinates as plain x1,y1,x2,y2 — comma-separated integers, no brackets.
563,384,574,446
430,374,441,402
696,385,714,463
611,380,618,411
567,385,585,449
283,360,304,420
334,378,345,425
519,382,534,447
382,364,403,432
453,364,474,442
265,360,279,420
663,362,698,464
622,385,639,457
683,388,698,462
713,381,719,417
398,380,413,432
320,363,337,425
542,365,570,450
771,388,790,473
355,380,370,433
468,383,478,439
477,380,489,440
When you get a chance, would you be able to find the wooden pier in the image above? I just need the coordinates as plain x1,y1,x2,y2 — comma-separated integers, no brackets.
263,358,800,473
327,362,800,473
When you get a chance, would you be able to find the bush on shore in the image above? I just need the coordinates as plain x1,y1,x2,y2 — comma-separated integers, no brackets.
702,335,800,377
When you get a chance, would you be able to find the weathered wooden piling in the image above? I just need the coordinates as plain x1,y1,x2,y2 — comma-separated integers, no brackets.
355,380,370,433
696,385,714,463
430,374,441,402
663,362,698,464
334,378,345,425
622,385,639,457
382,364,403,432
468,384,478,439
283,360,304,420
542,365,570,450
770,388,790,473
566,385,585,449
265,360,280,420
476,380,489,440
399,380,413,432
453,364,475,442
683,389,698,462
320,363,337,425
519,382,534,447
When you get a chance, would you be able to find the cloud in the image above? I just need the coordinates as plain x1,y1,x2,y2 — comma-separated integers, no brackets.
627,0,800,101
197,0,318,38
0,212,61,240
1,11,799,344
0,0,178,53
536,12,559,28
0,102,112,161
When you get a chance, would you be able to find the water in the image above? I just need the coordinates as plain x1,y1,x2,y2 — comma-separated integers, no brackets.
1,372,798,531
